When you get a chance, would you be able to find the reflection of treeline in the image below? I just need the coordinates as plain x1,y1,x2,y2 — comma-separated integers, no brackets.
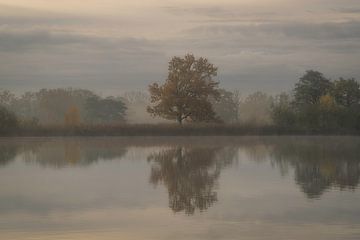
1,137,360,204
0,139,127,168
0,143,19,167
268,137,360,198
148,146,238,214
23,140,128,168
0,139,44,167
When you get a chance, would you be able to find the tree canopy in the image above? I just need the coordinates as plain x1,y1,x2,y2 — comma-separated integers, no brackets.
0,106,18,133
332,78,360,107
294,70,332,105
147,54,220,124
0,88,127,126
85,96,127,124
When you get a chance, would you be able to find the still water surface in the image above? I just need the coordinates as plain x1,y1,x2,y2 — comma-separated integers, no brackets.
0,136,360,240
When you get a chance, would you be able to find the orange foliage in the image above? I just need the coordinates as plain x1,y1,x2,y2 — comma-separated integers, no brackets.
64,105,81,126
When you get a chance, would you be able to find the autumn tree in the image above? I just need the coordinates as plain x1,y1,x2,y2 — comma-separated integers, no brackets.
64,106,81,126
147,54,221,124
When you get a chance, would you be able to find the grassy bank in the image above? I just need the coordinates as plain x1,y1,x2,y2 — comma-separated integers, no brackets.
1,124,359,137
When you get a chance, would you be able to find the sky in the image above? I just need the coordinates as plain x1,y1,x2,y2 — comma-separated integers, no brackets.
0,0,359,95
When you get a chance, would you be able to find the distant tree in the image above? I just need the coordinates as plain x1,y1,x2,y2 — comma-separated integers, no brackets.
36,88,97,124
12,91,39,121
64,106,81,126
85,96,127,124
294,70,332,105
318,94,339,129
0,106,18,133
147,54,220,124
331,78,360,107
0,90,16,107
239,91,273,126
271,93,296,128
212,89,239,123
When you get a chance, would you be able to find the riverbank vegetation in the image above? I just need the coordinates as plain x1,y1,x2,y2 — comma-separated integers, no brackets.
1,54,360,136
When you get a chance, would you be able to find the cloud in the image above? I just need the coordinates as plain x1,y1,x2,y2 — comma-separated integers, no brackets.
0,4,96,25
186,21,360,40
0,28,162,53
0,1,359,94
334,7,360,14
0,28,167,94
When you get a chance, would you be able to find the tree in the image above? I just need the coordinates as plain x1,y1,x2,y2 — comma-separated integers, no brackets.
0,90,16,107
64,106,81,126
238,91,273,126
36,88,97,124
0,106,18,133
331,78,360,107
294,70,332,105
147,54,220,124
318,94,338,129
85,96,127,124
271,93,296,128
212,89,240,123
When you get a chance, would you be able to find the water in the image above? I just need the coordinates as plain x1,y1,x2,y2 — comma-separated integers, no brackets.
0,136,360,240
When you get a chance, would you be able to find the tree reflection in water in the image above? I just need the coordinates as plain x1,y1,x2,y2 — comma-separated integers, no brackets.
268,137,360,199
0,144,18,167
0,140,43,167
148,146,237,214
1,137,360,205
22,140,128,168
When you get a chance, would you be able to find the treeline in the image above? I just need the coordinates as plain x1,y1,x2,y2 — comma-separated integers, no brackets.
0,87,273,132
0,88,127,133
272,70,360,131
1,72,359,135
0,54,359,135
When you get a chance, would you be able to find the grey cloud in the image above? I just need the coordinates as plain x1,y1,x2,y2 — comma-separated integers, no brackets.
0,28,167,94
0,31,84,51
334,7,360,14
0,2,359,95
277,21,360,40
187,21,360,40
163,6,225,17
0,4,97,25
0,29,162,54
163,6,276,23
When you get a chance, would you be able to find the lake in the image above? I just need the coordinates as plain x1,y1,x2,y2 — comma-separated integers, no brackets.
0,136,360,240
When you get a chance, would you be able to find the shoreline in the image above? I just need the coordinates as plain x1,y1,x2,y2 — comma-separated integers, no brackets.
1,124,359,137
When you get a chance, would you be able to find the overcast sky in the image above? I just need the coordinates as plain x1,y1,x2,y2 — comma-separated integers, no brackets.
0,0,359,95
